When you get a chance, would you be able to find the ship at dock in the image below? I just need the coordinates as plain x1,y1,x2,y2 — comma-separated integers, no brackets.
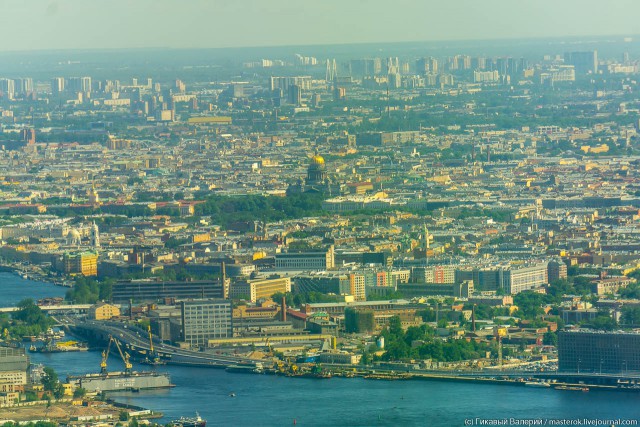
67,334,172,392
67,370,172,392
30,339,88,353
170,413,206,427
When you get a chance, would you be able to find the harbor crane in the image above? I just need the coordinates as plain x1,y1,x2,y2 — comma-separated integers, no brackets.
145,325,162,366
105,335,133,375
100,338,112,374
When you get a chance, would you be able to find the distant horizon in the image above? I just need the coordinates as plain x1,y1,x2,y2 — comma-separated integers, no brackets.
0,33,636,55
0,0,637,52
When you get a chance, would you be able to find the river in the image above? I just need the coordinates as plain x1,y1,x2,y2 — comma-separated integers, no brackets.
2,274,639,426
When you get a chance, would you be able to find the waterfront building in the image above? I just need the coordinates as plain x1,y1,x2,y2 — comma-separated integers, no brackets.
181,299,232,348
62,251,98,277
558,330,640,373
0,347,28,393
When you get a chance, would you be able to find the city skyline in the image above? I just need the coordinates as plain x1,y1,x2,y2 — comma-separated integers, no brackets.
0,0,638,51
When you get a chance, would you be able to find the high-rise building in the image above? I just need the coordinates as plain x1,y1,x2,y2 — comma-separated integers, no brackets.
181,299,232,348
349,58,382,77
288,84,302,106
474,70,500,83
347,273,366,301
51,77,65,95
564,51,598,74
68,76,92,93
269,76,312,92
14,78,33,95
174,79,186,93
20,129,36,145
0,79,15,100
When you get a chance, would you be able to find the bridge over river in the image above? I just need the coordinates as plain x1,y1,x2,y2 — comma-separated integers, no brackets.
70,320,265,369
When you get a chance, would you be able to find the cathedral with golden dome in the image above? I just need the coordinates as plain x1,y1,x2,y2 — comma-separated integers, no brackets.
307,154,327,185
287,153,338,195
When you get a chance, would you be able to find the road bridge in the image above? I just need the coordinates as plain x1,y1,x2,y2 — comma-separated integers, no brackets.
70,320,265,368
0,304,92,313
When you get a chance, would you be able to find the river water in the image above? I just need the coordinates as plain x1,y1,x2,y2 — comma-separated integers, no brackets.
2,273,639,426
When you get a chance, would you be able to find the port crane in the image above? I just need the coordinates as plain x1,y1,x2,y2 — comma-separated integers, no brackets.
100,338,112,374
145,325,162,366
103,335,133,375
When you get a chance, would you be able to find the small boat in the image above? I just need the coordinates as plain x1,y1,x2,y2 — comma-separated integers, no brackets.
524,381,550,388
229,392,236,397
555,385,589,392
225,363,263,374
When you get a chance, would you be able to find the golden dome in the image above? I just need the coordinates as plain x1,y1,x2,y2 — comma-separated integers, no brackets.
311,154,325,165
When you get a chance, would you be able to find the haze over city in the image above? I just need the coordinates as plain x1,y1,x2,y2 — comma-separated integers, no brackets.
0,0,638,51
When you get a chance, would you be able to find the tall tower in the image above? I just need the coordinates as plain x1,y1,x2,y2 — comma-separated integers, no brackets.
91,222,100,249
89,184,99,206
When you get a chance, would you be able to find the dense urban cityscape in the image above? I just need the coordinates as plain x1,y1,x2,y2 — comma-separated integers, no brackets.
0,6,640,426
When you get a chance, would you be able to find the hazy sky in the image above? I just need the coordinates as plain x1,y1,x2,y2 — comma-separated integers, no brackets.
0,0,637,51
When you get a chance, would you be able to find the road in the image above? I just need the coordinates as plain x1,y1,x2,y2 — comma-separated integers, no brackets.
71,320,265,368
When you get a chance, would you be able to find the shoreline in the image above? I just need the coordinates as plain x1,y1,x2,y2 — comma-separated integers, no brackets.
263,366,640,392
0,264,73,288
0,397,162,424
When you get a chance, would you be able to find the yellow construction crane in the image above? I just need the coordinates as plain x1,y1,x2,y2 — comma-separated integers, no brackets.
100,338,113,374
146,325,161,365
147,325,154,355
108,335,132,375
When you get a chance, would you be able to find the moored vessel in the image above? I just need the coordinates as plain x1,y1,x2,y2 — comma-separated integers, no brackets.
170,412,206,427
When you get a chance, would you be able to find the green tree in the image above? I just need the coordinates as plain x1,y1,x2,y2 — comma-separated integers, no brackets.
543,331,558,346
621,306,640,326
73,387,87,398
588,314,617,331
41,366,63,398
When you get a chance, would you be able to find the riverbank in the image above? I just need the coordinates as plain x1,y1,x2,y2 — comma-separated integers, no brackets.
0,398,161,424
0,263,72,287
265,364,640,392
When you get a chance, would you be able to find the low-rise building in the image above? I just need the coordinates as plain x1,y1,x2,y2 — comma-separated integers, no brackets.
88,302,120,320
